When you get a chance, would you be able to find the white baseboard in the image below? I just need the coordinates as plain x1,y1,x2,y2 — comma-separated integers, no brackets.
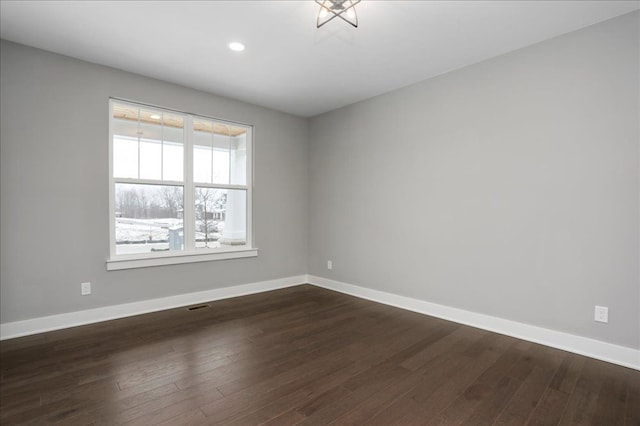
0,275,306,340
307,275,640,371
3,274,638,371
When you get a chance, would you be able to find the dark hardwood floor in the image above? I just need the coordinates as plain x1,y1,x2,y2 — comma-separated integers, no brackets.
1,285,638,425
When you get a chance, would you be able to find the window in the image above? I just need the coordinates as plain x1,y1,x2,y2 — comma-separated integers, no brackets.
107,99,255,270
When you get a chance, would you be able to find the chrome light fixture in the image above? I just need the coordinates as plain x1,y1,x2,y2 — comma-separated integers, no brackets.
316,0,361,28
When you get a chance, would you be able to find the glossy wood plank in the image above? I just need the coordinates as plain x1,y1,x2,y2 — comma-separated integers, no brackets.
1,285,637,425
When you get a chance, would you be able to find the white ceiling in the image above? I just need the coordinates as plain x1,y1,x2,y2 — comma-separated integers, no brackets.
1,1,638,117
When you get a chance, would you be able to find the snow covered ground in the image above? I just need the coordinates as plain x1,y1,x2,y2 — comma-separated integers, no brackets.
115,218,182,243
115,218,230,255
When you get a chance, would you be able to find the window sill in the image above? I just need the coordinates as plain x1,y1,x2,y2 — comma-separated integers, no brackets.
106,248,258,271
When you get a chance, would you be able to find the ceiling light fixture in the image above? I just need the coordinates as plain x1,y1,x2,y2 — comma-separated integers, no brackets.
228,42,245,52
316,0,361,28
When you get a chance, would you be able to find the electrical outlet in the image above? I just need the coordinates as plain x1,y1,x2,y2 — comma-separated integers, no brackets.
327,260,333,270
81,282,91,296
594,305,608,323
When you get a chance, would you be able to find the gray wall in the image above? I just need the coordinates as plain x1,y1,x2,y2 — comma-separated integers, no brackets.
309,12,640,349
0,40,309,323
2,11,639,350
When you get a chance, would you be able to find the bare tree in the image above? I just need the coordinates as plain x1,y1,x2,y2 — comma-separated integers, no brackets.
196,188,223,247
159,186,183,217
116,185,142,218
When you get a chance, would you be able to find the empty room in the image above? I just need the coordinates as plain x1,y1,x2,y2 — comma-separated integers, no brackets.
1,1,639,424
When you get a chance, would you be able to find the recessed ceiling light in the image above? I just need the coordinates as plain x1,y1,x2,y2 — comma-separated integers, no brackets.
150,114,161,120
228,42,245,52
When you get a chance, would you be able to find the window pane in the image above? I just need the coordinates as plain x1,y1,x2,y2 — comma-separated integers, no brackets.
163,142,183,181
193,119,247,185
210,123,231,185
163,113,184,181
138,108,162,180
139,138,162,180
194,188,246,249
115,183,184,255
212,149,230,184
113,103,185,182
228,125,247,186
194,118,232,184
113,136,138,178
193,118,213,183
112,103,139,179
112,102,140,138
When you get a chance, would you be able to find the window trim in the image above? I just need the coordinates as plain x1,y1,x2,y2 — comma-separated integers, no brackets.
105,248,259,271
107,98,255,270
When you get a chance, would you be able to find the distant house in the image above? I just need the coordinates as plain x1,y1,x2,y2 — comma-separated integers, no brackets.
213,209,225,221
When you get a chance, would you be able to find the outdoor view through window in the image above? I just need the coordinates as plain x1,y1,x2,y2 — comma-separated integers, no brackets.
110,100,251,258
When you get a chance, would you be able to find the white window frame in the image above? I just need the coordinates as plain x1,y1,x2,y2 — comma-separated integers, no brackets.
106,98,257,270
